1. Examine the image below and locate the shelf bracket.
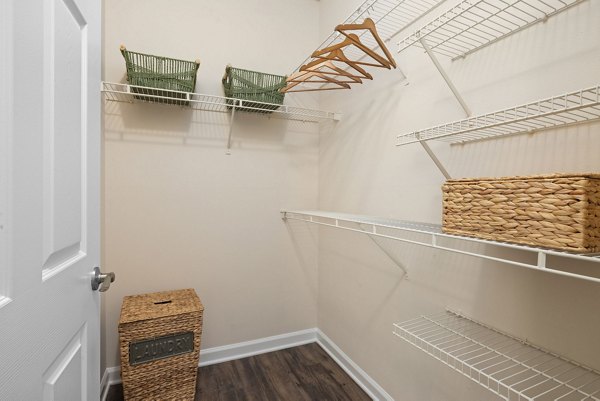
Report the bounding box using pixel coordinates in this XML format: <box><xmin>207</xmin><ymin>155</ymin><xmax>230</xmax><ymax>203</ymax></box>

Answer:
<box><xmin>419</xmin><ymin>37</ymin><xmax>472</xmax><ymax>117</ymax></box>
<box><xmin>419</xmin><ymin>139</ymin><xmax>452</xmax><ymax>180</ymax></box>
<box><xmin>414</xmin><ymin>36</ymin><xmax>476</xmax><ymax>179</ymax></box>
<box><xmin>226</xmin><ymin>102</ymin><xmax>237</xmax><ymax>155</ymax></box>
<box><xmin>362</xmin><ymin>224</ymin><xmax>409</xmax><ymax>278</ymax></box>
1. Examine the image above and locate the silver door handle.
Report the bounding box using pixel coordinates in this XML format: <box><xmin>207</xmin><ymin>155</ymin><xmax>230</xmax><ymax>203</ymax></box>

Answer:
<box><xmin>91</xmin><ymin>267</ymin><xmax>116</xmax><ymax>292</ymax></box>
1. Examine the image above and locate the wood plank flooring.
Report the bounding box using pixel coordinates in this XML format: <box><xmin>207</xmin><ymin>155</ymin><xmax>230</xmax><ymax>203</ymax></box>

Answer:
<box><xmin>106</xmin><ymin>343</ymin><xmax>372</xmax><ymax>400</ymax></box>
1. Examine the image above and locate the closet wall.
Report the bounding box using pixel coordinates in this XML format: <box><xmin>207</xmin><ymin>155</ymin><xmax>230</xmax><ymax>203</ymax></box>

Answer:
<box><xmin>101</xmin><ymin>0</ymin><xmax>322</xmax><ymax>372</ymax></box>
<box><xmin>307</xmin><ymin>0</ymin><xmax>600</xmax><ymax>400</ymax></box>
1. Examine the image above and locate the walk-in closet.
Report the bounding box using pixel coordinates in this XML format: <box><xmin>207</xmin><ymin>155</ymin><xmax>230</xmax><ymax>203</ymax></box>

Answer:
<box><xmin>2</xmin><ymin>0</ymin><xmax>599</xmax><ymax>400</ymax></box>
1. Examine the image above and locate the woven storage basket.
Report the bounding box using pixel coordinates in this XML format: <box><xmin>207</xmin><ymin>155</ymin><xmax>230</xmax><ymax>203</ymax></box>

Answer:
<box><xmin>120</xmin><ymin>46</ymin><xmax>200</xmax><ymax>106</ymax></box>
<box><xmin>118</xmin><ymin>289</ymin><xmax>203</xmax><ymax>401</ymax></box>
<box><xmin>222</xmin><ymin>66</ymin><xmax>286</xmax><ymax>113</ymax></box>
<box><xmin>442</xmin><ymin>173</ymin><xmax>600</xmax><ymax>252</ymax></box>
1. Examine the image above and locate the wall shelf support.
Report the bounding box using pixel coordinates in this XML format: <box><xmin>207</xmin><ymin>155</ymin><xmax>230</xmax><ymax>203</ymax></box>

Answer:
<box><xmin>419</xmin><ymin>37</ymin><xmax>472</xmax><ymax>118</ymax></box>
<box><xmin>416</xmin><ymin>36</ymin><xmax>474</xmax><ymax>179</ymax></box>
<box><xmin>360</xmin><ymin>223</ymin><xmax>409</xmax><ymax>278</ymax></box>
<box><xmin>226</xmin><ymin>103</ymin><xmax>237</xmax><ymax>155</ymax></box>
<box><xmin>419</xmin><ymin>139</ymin><xmax>452</xmax><ymax>180</ymax></box>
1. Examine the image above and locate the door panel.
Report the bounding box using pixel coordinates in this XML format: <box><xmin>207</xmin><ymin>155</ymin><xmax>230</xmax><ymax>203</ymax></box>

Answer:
<box><xmin>42</xmin><ymin>0</ymin><xmax>86</xmax><ymax>274</ymax></box>
<box><xmin>0</xmin><ymin>0</ymin><xmax>11</xmax><ymax>300</ymax></box>
<box><xmin>42</xmin><ymin>326</ymin><xmax>87</xmax><ymax>401</ymax></box>
<box><xmin>0</xmin><ymin>0</ymin><xmax>102</xmax><ymax>399</ymax></box>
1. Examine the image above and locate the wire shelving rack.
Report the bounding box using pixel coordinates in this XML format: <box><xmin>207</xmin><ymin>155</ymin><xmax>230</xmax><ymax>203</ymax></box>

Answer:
<box><xmin>396</xmin><ymin>85</ymin><xmax>600</xmax><ymax>146</ymax></box>
<box><xmin>102</xmin><ymin>82</ymin><xmax>340</xmax><ymax>123</ymax></box>
<box><xmin>397</xmin><ymin>0</ymin><xmax>584</xmax><ymax>60</ymax></box>
<box><xmin>282</xmin><ymin>210</ymin><xmax>600</xmax><ymax>284</ymax></box>
<box><xmin>394</xmin><ymin>310</ymin><xmax>600</xmax><ymax>400</ymax></box>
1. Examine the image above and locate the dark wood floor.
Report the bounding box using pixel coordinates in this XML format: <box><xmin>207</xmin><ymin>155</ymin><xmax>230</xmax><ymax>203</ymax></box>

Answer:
<box><xmin>106</xmin><ymin>343</ymin><xmax>371</xmax><ymax>400</ymax></box>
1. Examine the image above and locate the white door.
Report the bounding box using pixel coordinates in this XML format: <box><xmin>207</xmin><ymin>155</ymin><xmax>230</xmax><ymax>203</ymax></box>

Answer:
<box><xmin>0</xmin><ymin>0</ymin><xmax>106</xmax><ymax>399</ymax></box>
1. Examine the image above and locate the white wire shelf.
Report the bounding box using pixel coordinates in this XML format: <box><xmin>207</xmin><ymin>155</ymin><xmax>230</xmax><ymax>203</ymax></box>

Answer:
<box><xmin>398</xmin><ymin>0</ymin><xmax>584</xmax><ymax>60</ymax></box>
<box><xmin>396</xmin><ymin>85</ymin><xmax>600</xmax><ymax>146</ymax></box>
<box><xmin>394</xmin><ymin>310</ymin><xmax>600</xmax><ymax>401</ymax></box>
<box><xmin>292</xmin><ymin>0</ymin><xmax>446</xmax><ymax>75</ymax></box>
<box><xmin>101</xmin><ymin>82</ymin><xmax>340</xmax><ymax>123</ymax></box>
<box><xmin>282</xmin><ymin>210</ymin><xmax>600</xmax><ymax>284</ymax></box>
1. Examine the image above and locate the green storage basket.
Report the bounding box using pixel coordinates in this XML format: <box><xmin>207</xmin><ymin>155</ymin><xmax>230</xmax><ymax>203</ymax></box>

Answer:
<box><xmin>222</xmin><ymin>66</ymin><xmax>286</xmax><ymax>113</ymax></box>
<box><xmin>120</xmin><ymin>45</ymin><xmax>200</xmax><ymax>106</ymax></box>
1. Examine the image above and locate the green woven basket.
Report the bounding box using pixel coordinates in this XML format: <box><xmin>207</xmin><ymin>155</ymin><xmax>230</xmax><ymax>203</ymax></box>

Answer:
<box><xmin>120</xmin><ymin>46</ymin><xmax>200</xmax><ymax>106</ymax></box>
<box><xmin>222</xmin><ymin>66</ymin><xmax>286</xmax><ymax>113</ymax></box>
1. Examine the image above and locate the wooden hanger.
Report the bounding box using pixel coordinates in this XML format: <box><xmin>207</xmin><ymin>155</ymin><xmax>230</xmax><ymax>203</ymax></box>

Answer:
<box><xmin>282</xmin><ymin>87</ymin><xmax>352</xmax><ymax>93</ymax></box>
<box><xmin>281</xmin><ymin>71</ymin><xmax>352</xmax><ymax>93</ymax></box>
<box><xmin>335</xmin><ymin>18</ymin><xmax>396</xmax><ymax>69</ymax></box>
<box><xmin>312</xmin><ymin>33</ymin><xmax>392</xmax><ymax>69</ymax></box>
<box><xmin>287</xmin><ymin>70</ymin><xmax>356</xmax><ymax>85</ymax></box>
<box><xmin>308</xmin><ymin>49</ymin><xmax>373</xmax><ymax>80</ymax></box>
<box><xmin>281</xmin><ymin>84</ymin><xmax>354</xmax><ymax>93</ymax></box>
<box><xmin>299</xmin><ymin>60</ymin><xmax>363</xmax><ymax>83</ymax></box>
<box><xmin>279</xmin><ymin>76</ymin><xmax>350</xmax><ymax>93</ymax></box>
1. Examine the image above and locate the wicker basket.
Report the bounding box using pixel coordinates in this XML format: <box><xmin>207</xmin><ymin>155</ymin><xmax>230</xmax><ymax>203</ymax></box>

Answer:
<box><xmin>222</xmin><ymin>66</ymin><xmax>286</xmax><ymax>113</ymax></box>
<box><xmin>120</xmin><ymin>45</ymin><xmax>200</xmax><ymax>106</ymax></box>
<box><xmin>118</xmin><ymin>289</ymin><xmax>203</xmax><ymax>401</ymax></box>
<box><xmin>442</xmin><ymin>173</ymin><xmax>600</xmax><ymax>252</ymax></box>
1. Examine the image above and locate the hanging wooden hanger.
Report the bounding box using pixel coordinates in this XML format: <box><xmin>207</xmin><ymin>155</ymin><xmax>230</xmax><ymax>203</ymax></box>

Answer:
<box><xmin>281</xmin><ymin>84</ymin><xmax>350</xmax><ymax>93</ymax></box>
<box><xmin>298</xmin><ymin>60</ymin><xmax>363</xmax><ymax>83</ymax></box>
<box><xmin>282</xmin><ymin>86</ymin><xmax>351</xmax><ymax>93</ymax></box>
<box><xmin>281</xmin><ymin>83</ymin><xmax>352</xmax><ymax>93</ymax></box>
<box><xmin>335</xmin><ymin>17</ymin><xmax>396</xmax><ymax>69</ymax></box>
<box><xmin>308</xmin><ymin>49</ymin><xmax>373</xmax><ymax>80</ymax></box>
<box><xmin>287</xmin><ymin>70</ymin><xmax>356</xmax><ymax>85</ymax></box>
<box><xmin>281</xmin><ymin>71</ymin><xmax>352</xmax><ymax>93</ymax></box>
<box><xmin>312</xmin><ymin>33</ymin><xmax>392</xmax><ymax>69</ymax></box>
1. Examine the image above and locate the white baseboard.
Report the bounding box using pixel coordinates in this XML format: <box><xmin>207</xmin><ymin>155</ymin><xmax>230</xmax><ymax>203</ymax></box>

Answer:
<box><xmin>199</xmin><ymin>328</ymin><xmax>318</xmax><ymax>367</ymax></box>
<box><xmin>316</xmin><ymin>330</ymin><xmax>394</xmax><ymax>401</ymax></box>
<box><xmin>101</xmin><ymin>328</ymin><xmax>392</xmax><ymax>401</ymax></box>
<box><xmin>100</xmin><ymin>366</ymin><xmax>121</xmax><ymax>401</ymax></box>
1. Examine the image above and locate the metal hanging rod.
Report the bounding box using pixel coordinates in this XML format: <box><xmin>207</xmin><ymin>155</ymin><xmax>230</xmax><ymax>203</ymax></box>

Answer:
<box><xmin>292</xmin><ymin>0</ymin><xmax>447</xmax><ymax>76</ymax></box>
<box><xmin>394</xmin><ymin>310</ymin><xmax>600</xmax><ymax>400</ymax></box>
<box><xmin>397</xmin><ymin>85</ymin><xmax>600</xmax><ymax>146</ymax></box>
<box><xmin>282</xmin><ymin>210</ymin><xmax>600</xmax><ymax>284</ymax></box>
<box><xmin>398</xmin><ymin>0</ymin><xmax>584</xmax><ymax>60</ymax></box>
<box><xmin>102</xmin><ymin>82</ymin><xmax>341</xmax><ymax>123</ymax></box>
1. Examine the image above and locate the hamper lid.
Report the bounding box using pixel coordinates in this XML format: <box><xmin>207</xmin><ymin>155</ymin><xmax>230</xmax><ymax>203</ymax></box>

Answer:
<box><xmin>119</xmin><ymin>288</ymin><xmax>203</xmax><ymax>325</ymax></box>
<box><xmin>445</xmin><ymin>173</ymin><xmax>600</xmax><ymax>183</ymax></box>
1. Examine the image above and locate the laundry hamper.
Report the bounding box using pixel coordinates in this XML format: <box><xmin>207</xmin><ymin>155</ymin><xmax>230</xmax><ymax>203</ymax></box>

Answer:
<box><xmin>120</xmin><ymin>45</ymin><xmax>200</xmax><ymax>105</ymax></box>
<box><xmin>442</xmin><ymin>173</ymin><xmax>600</xmax><ymax>252</ymax></box>
<box><xmin>222</xmin><ymin>65</ymin><xmax>286</xmax><ymax>113</ymax></box>
<box><xmin>118</xmin><ymin>289</ymin><xmax>204</xmax><ymax>401</ymax></box>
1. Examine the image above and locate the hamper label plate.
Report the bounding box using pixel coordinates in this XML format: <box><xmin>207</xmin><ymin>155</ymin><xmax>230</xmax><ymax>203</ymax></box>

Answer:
<box><xmin>129</xmin><ymin>332</ymin><xmax>194</xmax><ymax>365</ymax></box>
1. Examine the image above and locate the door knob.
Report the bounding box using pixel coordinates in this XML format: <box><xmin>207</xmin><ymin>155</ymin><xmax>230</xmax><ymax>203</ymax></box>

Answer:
<box><xmin>91</xmin><ymin>267</ymin><xmax>116</xmax><ymax>292</ymax></box>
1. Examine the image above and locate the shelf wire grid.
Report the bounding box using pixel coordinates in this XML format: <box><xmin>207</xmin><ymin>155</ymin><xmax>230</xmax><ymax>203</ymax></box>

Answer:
<box><xmin>289</xmin><ymin>0</ymin><xmax>445</xmax><ymax>91</ymax></box>
<box><xmin>282</xmin><ymin>210</ymin><xmax>600</xmax><ymax>284</ymax></box>
<box><xmin>398</xmin><ymin>0</ymin><xmax>584</xmax><ymax>60</ymax></box>
<box><xmin>396</xmin><ymin>85</ymin><xmax>600</xmax><ymax>145</ymax></box>
<box><xmin>394</xmin><ymin>310</ymin><xmax>600</xmax><ymax>401</ymax></box>
<box><xmin>102</xmin><ymin>82</ymin><xmax>339</xmax><ymax>123</ymax></box>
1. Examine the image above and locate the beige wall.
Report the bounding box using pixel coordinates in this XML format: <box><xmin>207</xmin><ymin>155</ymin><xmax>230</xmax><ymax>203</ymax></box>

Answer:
<box><xmin>101</xmin><ymin>0</ymin><xmax>321</xmax><ymax>371</ymax></box>
<box><xmin>310</xmin><ymin>0</ymin><xmax>600</xmax><ymax>400</ymax></box>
